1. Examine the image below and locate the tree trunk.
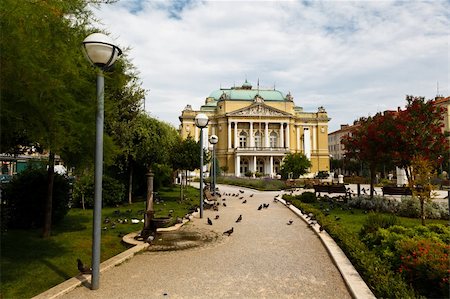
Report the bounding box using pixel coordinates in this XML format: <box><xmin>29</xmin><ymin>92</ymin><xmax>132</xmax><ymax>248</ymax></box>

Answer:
<box><xmin>42</xmin><ymin>151</ymin><xmax>55</xmax><ymax>238</ymax></box>
<box><xmin>81</xmin><ymin>193</ymin><xmax>85</xmax><ymax>210</ymax></box>
<box><xmin>180</xmin><ymin>170</ymin><xmax>184</xmax><ymax>201</ymax></box>
<box><xmin>128</xmin><ymin>162</ymin><xmax>133</xmax><ymax>204</ymax></box>
<box><xmin>144</xmin><ymin>168</ymin><xmax>154</xmax><ymax>231</ymax></box>
<box><xmin>420</xmin><ymin>197</ymin><xmax>425</xmax><ymax>226</ymax></box>
<box><xmin>369</xmin><ymin>164</ymin><xmax>376</xmax><ymax>199</ymax></box>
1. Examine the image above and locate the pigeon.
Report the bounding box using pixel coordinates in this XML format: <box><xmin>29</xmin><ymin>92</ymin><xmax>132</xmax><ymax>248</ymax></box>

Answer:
<box><xmin>239</xmin><ymin>196</ymin><xmax>244</xmax><ymax>200</ymax></box>
<box><xmin>223</xmin><ymin>202</ymin><xmax>227</xmax><ymax>207</ymax></box>
<box><xmin>207</xmin><ymin>217</ymin><xmax>213</xmax><ymax>225</ymax></box>
<box><xmin>263</xmin><ymin>203</ymin><xmax>269</xmax><ymax>209</ymax></box>
<box><xmin>77</xmin><ymin>258</ymin><xmax>92</xmax><ymax>274</ymax></box>
<box><xmin>242</xmin><ymin>200</ymin><xmax>247</xmax><ymax>204</ymax></box>
<box><xmin>257</xmin><ymin>204</ymin><xmax>263</xmax><ymax>210</ymax></box>
<box><xmin>287</xmin><ymin>220</ymin><xmax>293</xmax><ymax>225</ymax></box>
<box><xmin>335</xmin><ymin>216</ymin><xmax>341</xmax><ymax>221</ymax></box>
<box><xmin>223</xmin><ymin>227</ymin><xmax>234</xmax><ymax>236</ymax></box>
<box><xmin>319</xmin><ymin>226</ymin><xmax>324</xmax><ymax>233</ymax></box>
<box><xmin>103</xmin><ymin>217</ymin><xmax>110</xmax><ymax>224</ymax></box>
<box><xmin>131</xmin><ymin>219</ymin><xmax>140</xmax><ymax>224</ymax></box>
<box><xmin>239</xmin><ymin>190</ymin><xmax>244</xmax><ymax>193</ymax></box>
<box><xmin>236</xmin><ymin>215</ymin><xmax>242</xmax><ymax>223</ymax></box>
<box><xmin>249</xmin><ymin>194</ymin><xmax>254</xmax><ymax>197</ymax></box>
<box><xmin>215</xmin><ymin>215</ymin><xmax>220</xmax><ymax>220</ymax></box>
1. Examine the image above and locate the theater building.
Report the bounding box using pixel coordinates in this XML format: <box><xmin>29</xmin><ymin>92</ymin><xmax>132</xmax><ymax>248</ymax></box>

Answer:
<box><xmin>178</xmin><ymin>80</ymin><xmax>330</xmax><ymax>177</ymax></box>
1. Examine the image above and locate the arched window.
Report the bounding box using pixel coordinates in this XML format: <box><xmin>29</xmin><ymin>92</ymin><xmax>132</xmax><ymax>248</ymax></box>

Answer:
<box><xmin>274</xmin><ymin>159</ymin><xmax>281</xmax><ymax>174</ymax></box>
<box><xmin>239</xmin><ymin>131</ymin><xmax>247</xmax><ymax>148</ymax></box>
<box><xmin>240</xmin><ymin>158</ymin><xmax>249</xmax><ymax>174</ymax></box>
<box><xmin>254</xmin><ymin>131</ymin><xmax>262</xmax><ymax>148</ymax></box>
<box><xmin>257</xmin><ymin>159</ymin><xmax>265</xmax><ymax>174</ymax></box>
<box><xmin>270</xmin><ymin>131</ymin><xmax>278</xmax><ymax>148</ymax></box>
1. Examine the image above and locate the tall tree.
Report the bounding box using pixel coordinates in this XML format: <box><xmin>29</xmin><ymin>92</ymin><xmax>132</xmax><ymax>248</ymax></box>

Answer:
<box><xmin>342</xmin><ymin>113</ymin><xmax>398</xmax><ymax>198</ymax></box>
<box><xmin>393</xmin><ymin>96</ymin><xmax>448</xmax><ymax>180</ymax></box>
<box><xmin>280</xmin><ymin>153</ymin><xmax>312</xmax><ymax>179</ymax></box>
<box><xmin>171</xmin><ymin>136</ymin><xmax>201</xmax><ymax>199</ymax></box>
<box><xmin>0</xmin><ymin>0</ymin><xmax>98</xmax><ymax>237</ymax></box>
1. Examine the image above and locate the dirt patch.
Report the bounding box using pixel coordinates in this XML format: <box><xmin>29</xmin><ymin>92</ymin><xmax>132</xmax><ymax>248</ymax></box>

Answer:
<box><xmin>147</xmin><ymin>225</ymin><xmax>221</xmax><ymax>252</ymax></box>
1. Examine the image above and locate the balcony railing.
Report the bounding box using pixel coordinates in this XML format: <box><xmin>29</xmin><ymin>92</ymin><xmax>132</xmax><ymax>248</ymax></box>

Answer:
<box><xmin>233</xmin><ymin>146</ymin><xmax>289</xmax><ymax>153</ymax></box>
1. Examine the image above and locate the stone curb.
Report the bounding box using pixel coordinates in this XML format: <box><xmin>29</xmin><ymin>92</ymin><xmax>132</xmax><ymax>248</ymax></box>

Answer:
<box><xmin>31</xmin><ymin>243</ymin><xmax>149</xmax><ymax>299</ymax></box>
<box><xmin>276</xmin><ymin>196</ymin><xmax>376</xmax><ymax>299</ymax></box>
<box><xmin>33</xmin><ymin>209</ymin><xmax>200</xmax><ymax>299</ymax></box>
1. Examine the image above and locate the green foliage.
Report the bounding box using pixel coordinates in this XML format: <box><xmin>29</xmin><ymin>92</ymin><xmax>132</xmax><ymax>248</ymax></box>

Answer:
<box><xmin>295</xmin><ymin>191</ymin><xmax>317</xmax><ymax>203</ymax></box>
<box><xmin>286</xmin><ymin>198</ymin><xmax>416</xmax><ymax>298</ymax></box>
<box><xmin>244</xmin><ymin>171</ymin><xmax>253</xmax><ymax>177</ymax></box>
<box><xmin>3</xmin><ymin>169</ymin><xmax>70</xmax><ymax>229</ymax></box>
<box><xmin>134</xmin><ymin>114</ymin><xmax>178</xmax><ymax>171</ymax></box>
<box><xmin>359</xmin><ymin>212</ymin><xmax>398</xmax><ymax>248</ymax></box>
<box><xmin>398</xmin><ymin>238</ymin><xmax>449</xmax><ymax>298</ymax></box>
<box><xmin>73</xmin><ymin>175</ymin><xmax>125</xmax><ymax>208</ymax></box>
<box><xmin>280</xmin><ymin>153</ymin><xmax>311</xmax><ymax>179</ymax></box>
<box><xmin>171</xmin><ymin>136</ymin><xmax>200</xmax><ymax>172</ymax></box>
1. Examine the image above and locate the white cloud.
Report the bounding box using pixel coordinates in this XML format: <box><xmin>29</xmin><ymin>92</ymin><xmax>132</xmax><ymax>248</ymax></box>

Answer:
<box><xmin>93</xmin><ymin>0</ymin><xmax>449</xmax><ymax>132</ymax></box>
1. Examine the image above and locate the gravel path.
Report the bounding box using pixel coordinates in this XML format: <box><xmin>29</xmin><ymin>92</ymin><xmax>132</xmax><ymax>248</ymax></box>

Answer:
<box><xmin>62</xmin><ymin>185</ymin><xmax>351</xmax><ymax>299</ymax></box>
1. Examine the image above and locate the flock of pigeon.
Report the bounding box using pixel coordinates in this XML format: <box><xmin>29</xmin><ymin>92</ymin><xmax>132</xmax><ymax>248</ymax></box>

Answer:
<box><xmin>204</xmin><ymin>189</ymin><xmax>289</xmax><ymax>237</ymax></box>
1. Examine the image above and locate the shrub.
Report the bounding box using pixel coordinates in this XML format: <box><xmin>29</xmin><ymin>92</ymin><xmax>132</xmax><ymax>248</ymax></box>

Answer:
<box><xmin>285</xmin><ymin>197</ymin><xmax>417</xmax><ymax>298</ymax></box>
<box><xmin>348</xmin><ymin>196</ymin><xmax>399</xmax><ymax>213</ymax></box>
<box><xmin>3</xmin><ymin>169</ymin><xmax>70</xmax><ymax>229</ymax></box>
<box><xmin>73</xmin><ymin>175</ymin><xmax>125</xmax><ymax>208</ymax></box>
<box><xmin>360</xmin><ymin>212</ymin><xmax>398</xmax><ymax>249</ymax></box>
<box><xmin>295</xmin><ymin>191</ymin><xmax>317</xmax><ymax>203</ymax></box>
<box><xmin>398</xmin><ymin>238</ymin><xmax>449</xmax><ymax>298</ymax></box>
<box><xmin>397</xmin><ymin>197</ymin><xmax>448</xmax><ymax>220</ymax></box>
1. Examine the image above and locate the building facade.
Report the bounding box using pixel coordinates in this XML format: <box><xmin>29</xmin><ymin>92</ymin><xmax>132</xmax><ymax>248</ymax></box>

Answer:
<box><xmin>179</xmin><ymin>80</ymin><xmax>330</xmax><ymax>177</ymax></box>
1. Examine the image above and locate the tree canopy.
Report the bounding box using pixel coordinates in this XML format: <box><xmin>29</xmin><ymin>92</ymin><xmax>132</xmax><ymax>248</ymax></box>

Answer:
<box><xmin>280</xmin><ymin>153</ymin><xmax>311</xmax><ymax>179</ymax></box>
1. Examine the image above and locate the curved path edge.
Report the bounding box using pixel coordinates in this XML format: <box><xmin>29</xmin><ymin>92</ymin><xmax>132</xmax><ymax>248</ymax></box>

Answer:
<box><xmin>277</xmin><ymin>196</ymin><xmax>376</xmax><ymax>299</ymax></box>
<box><xmin>32</xmin><ymin>210</ymin><xmax>200</xmax><ymax>299</ymax></box>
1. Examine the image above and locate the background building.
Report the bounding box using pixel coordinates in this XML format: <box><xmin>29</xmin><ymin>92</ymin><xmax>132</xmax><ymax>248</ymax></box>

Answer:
<box><xmin>179</xmin><ymin>80</ymin><xmax>330</xmax><ymax>177</ymax></box>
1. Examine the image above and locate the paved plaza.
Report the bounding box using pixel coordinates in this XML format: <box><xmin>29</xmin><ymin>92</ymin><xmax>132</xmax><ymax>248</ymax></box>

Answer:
<box><xmin>61</xmin><ymin>185</ymin><xmax>352</xmax><ymax>299</ymax></box>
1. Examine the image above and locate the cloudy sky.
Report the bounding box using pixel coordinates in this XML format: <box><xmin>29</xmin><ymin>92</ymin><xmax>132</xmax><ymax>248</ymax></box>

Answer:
<box><xmin>93</xmin><ymin>0</ymin><xmax>449</xmax><ymax>132</ymax></box>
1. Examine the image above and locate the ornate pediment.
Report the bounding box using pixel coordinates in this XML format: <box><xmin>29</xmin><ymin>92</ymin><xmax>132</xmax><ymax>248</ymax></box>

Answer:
<box><xmin>227</xmin><ymin>103</ymin><xmax>291</xmax><ymax>117</ymax></box>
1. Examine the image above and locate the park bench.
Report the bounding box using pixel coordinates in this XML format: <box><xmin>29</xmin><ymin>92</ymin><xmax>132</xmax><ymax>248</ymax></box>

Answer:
<box><xmin>313</xmin><ymin>184</ymin><xmax>350</xmax><ymax>201</ymax></box>
<box><xmin>203</xmin><ymin>187</ymin><xmax>218</xmax><ymax>208</ymax></box>
<box><xmin>381</xmin><ymin>186</ymin><xmax>412</xmax><ymax>196</ymax></box>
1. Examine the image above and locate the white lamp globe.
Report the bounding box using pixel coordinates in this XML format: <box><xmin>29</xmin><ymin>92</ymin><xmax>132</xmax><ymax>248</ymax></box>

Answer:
<box><xmin>195</xmin><ymin>113</ymin><xmax>209</xmax><ymax>128</ymax></box>
<box><xmin>83</xmin><ymin>33</ymin><xmax>122</xmax><ymax>69</ymax></box>
<box><xmin>209</xmin><ymin>135</ymin><xmax>218</xmax><ymax>144</ymax></box>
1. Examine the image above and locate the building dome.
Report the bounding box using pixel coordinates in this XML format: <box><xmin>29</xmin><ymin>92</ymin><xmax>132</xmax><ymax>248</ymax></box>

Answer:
<box><xmin>242</xmin><ymin>79</ymin><xmax>252</xmax><ymax>89</ymax></box>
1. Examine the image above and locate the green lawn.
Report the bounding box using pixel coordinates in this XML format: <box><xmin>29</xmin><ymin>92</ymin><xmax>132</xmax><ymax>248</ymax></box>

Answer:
<box><xmin>0</xmin><ymin>185</ymin><xmax>199</xmax><ymax>299</ymax></box>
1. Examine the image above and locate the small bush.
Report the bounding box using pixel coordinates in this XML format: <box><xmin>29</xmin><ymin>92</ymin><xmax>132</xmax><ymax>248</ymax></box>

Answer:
<box><xmin>360</xmin><ymin>212</ymin><xmax>398</xmax><ymax>248</ymax></box>
<box><xmin>397</xmin><ymin>197</ymin><xmax>449</xmax><ymax>220</ymax></box>
<box><xmin>398</xmin><ymin>238</ymin><xmax>449</xmax><ymax>298</ymax></box>
<box><xmin>286</xmin><ymin>198</ymin><xmax>417</xmax><ymax>298</ymax></box>
<box><xmin>73</xmin><ymin>175</ymin><xmax>125</xmax><ymax>208</ymax></box>
<box><xmin>3</xmin><ymin>169</ymin><xmax>70</xmax><ymax>229</ymax></box>
<box><xmin>295</xmin><ymin>191</ymin><xmax>317</xmax><ymax>203</ymax></box>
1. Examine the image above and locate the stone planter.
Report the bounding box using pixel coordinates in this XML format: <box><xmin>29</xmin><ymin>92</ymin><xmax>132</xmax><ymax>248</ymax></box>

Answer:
<box><xmin>151</xmin><ymin>217</ymin><xmax>172</xmax><ymax>228</ymax></box>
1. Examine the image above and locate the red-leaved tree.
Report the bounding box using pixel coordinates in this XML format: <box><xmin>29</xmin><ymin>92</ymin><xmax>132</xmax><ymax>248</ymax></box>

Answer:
<box><xmin>342</xmin><ymin>112</ymin><xmax>398</xmax><ymax>198</ymax></box>
<box><xmin>393</xmin><ymin>96</ymin><xmax>448</xmax><ymax>180</ymax></box>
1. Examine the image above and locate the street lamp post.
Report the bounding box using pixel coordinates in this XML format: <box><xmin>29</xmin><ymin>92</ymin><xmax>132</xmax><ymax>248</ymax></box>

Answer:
<box><xmin>209</xmin><ymin>135</ymin><xmax>218</xmax><ymax>194</ymax></box>
<box><xmin>195</xmin><ymin>113</ymin><xmax>209</xmax><ymax>219</ymax></box>
<box><xmin>82</xmin><ymin>33</ymin><xmax>122</xmax><ymax>290</ymax></box>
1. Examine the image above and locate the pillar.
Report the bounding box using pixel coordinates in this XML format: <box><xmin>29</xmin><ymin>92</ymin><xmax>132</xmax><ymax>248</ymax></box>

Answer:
<box><xmin>235</xmin><ymin>155</ymin><xmax>240</xmax><ymax>177</ymax></box>
<box><xmin>234</xmin><ymin>121</ymin><xmax>238</xmax><ymax>148</ymax></box>
<box><xmin>249</xmin><ymin>121</ymin><xmax>254</xmax><ymax>147</ymax></box>
<box><xmin>296</xmin><ymin>125</ymin><xmax>300</xmax><ymax>151</ymax></box>
<box><xmin>280</xmin><ymin>123</ymin><xmax>284</xmax><ymax>148</ymax></box>
<box><xmin>228</xmin><ymin>120</ymin><xmax>231</xmax><ymax>149</ymax></box>
<box><xmin>270</xmin><ymin>156</ymin><xmax>273</xmax><ymax>177</ymax></box>
<box><xmin>286</xmin><ymin>122</ymin><xmax>290</xmax><ymax>149</ymax></box>
<box><xmin>265</xmin><ymin>122</ymin><xmax>269</xmax><ymax>147</ymax></box>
